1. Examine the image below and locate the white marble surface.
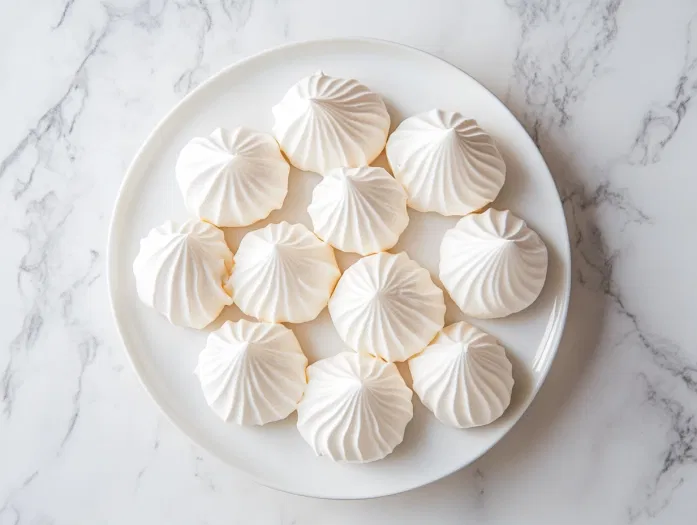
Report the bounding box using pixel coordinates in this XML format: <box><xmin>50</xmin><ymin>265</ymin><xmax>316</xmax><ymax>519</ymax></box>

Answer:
<box><xmin>1</xmin><ymin>0</ymin><xmax>697</xmax><ymax>523</ymax></box>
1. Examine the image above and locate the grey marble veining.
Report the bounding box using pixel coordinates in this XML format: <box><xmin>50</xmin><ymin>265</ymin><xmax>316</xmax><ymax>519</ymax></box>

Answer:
<box><xmin>1</xmin><ymin>0</ymin><xmax>697</xmax><ymax>523</ymax></box>
<box><xmin>630</xmin><ymin>15</ymin><xmax>697</xmax><ymax>166</ymax></box>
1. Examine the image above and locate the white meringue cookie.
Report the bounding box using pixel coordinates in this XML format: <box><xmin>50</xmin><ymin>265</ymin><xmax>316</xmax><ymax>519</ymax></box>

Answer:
<box><xmin>196</xmin><ymin>319</ymin><xmax>307</xmax><ymax>426</ymax></box>
<box><xmin>307</xmin><ymin>166</ymin><xmax>409</xmax><ymax>255</ymax></box>
<box><xmin>175</xmin><ymin>127</ymin><xmax>290</xmax><ymax>227</ymax></box>
<box><xmin>386</xmin><ymin>109</ymin><xmax>505</xmax><ymax>215</ymax></box>
<box><xmin>272</xmin><ymin>71</ymin><xmax>390</xmax><ymax>174</ymax></box>
<box><xmin>228</xmin><ymin>222</ymin><xmax>340</xmax><ymax>323</ymax></box>
<box><xmin>328</xmin><ymin>252</ymin><xmax>445</xmax><ymax>362</ymax></box>
<box><xmin>409</xmin><ymin>322</ymin><xmax>513</xmax><ymax>428</ymax></box>
<box><xmin>297</xmin><ymin>351</ymin><xmax>413</xmax><ymax>463</ymax></box>
<box><xmin>440</xmin><ymin>209</ymin><xmax>548</xmax><ymax>319</ymax></box>
<box><xmin>133</xmin><ymin>220</ymin><xmax>233</xmax><ymax>329</ymax></box>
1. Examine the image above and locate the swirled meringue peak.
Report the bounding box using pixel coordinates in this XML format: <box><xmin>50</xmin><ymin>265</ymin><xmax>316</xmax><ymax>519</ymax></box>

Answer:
<box><xmin>228</xmin><ymin>222</ymin><xmax>340</xmax><ymax>323</ymax></box>
<box><xmin>176</xmin><ymin>127</ymin><xmax>290</xmax><ymax>227</ymax></box>
<box><xmin>328</xmin><ymin>252</ymin><xmax>445</xmax><ymax>362</ymax></box>
<box><xmin>272</xmin><ymin>72</ymin><xmax>390</xmax><ymax>174</ymax></box>
<box><xmin>133</xmin><ymin>220</ymin><xmax>233</xmax><ymax>329</ymax></box>
<box><xmin>440</xmin><ymin>209</ymin><xmax>548</xmax><ymax>319</ymax></box>
<box><xmin>409</xmin><ymin>322</ymin><xmax>513</xmax><ymax>428</ymax></box>
<box><xmin>196</xmin><ymin>320</ymin><xmax>308</xmax><ymax>426</ymax></box>
<box><xmin>307</xmin><ymin>166</ymin><xmax>409</xmax><ymax>255</ymax></box>
<box><xmin>297</xmin><ymin>352</ymin><xmax>413</xmax><ymax>463</ymax></box>
<box><xmin>386</xmin><ymin>109</ymin><xmax>506</xmax><ymax>215</ymax></box>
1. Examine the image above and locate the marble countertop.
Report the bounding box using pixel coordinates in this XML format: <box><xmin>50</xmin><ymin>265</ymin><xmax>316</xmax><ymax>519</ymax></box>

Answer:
<box><xmin>2</xmin><ymin>0</ymin><xmax>696</xmax><ymax>523</ymax></box>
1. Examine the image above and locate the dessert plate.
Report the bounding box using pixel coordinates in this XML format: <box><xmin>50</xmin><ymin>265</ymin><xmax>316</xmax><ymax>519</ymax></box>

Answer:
<box><xmin>108</xmin><ymin>38</ymin><xmax>571</xmax><ymax>499</ymax></box>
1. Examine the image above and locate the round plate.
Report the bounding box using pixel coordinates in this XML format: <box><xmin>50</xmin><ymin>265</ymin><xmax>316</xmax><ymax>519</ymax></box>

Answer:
<box><xmin>108</xmin><ymin>38</ymin><xmax>571</xmax><ymax>499</ymax></box>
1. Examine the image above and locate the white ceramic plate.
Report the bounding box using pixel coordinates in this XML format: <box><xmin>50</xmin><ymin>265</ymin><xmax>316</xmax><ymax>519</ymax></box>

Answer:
<box><xmin>108</xmin><ymin>38</ymin><xmax>571</xmax><ymax>499</ymax></box>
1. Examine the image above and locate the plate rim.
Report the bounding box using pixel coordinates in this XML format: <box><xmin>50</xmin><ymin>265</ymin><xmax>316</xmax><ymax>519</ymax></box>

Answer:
<box><xmin>107</xmin><ymin>36</ymin><xmax>572</xmax><ymax>500</ymax></box>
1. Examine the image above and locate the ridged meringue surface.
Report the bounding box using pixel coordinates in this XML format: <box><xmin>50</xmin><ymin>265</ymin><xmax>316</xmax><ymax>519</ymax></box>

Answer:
<box><xmin>409</xmin><ymin>322</ymin><xmax>513</xmax><ymax>428</ymax></box>
<box><xmin>133</xmin><ymin>220</ymin><xmax>233</xmax><ymax>329</ymax></box>
<box><xmin>328</xmin><ymin>252</ymin><xmax>446</xmax><ymax>362</ymax></box>
<box><xmin>272</xmin><ymin>72</ymin><xmax>390</xmax><ymax>174</ymax></box>
<box><xmin>296</xmin><ymin>352</ymin><xmax>413</xmax><ymax>463</ymax></box>
<box><xmin>440</xmin><ymin>209</ymin><xmax>548</xmax><ymax>319</ymax></box>
<box><xmin>386</xmin><ymin>109</ymin><xmax>505</xmax><ymax>215</ymax></box>
<box><xmin>307</xmin><ymin>166</ymin><xmax>409</xmax><ymax>255</ymax></box>
<box><xmin>176</xmin><ymin>127</ymin><xmax>290</xmax><ymax>227</ymax></box>
<box><xmin>196</xmin><ymin>320</ymin><xmax>308</xmax><ymax>426</ymax></box>
<box><xmin>228</xmin><ymin>222</ymin><xmax>340</xmax><ymax>323</ymax></box>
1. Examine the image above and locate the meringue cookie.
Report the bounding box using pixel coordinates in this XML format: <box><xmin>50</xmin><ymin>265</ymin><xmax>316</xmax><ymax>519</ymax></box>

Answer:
<box><xmin>409</xmin><ymin>322</ymin><xmax>513</xmax><ymax>428</ymax></box>
<box><xmin>176</xmin><ymin>127</ymin><xmax>290</xmax><ymax>227</ymax></box>
<box><xmin>196</xmin><ymin>319</ymin><xmax>307</xmax><ymax>426</ymax></box>
<box><xmin>307</xmin><ymin>166</ymin><xmax>409</xmax><ymax>255</ymax></box>
<box><xmin>328</xmin><ymin>252</ymin><xmax>445</xmax><ymax>362</ymax></box>
<box><xmin>386</xmin><ymin>109</ymin><xmax>505</xmax><ymax>215</ymax></box>
<box><xmin>272</xmin><ymin>71</ymin><xmax>390</xmax><ymax>174</ymax></box>
<box><xmin>228</xmin><ymin>222</ymin><xmax>340</xmax><ymax>323</ymax></box>
<box><xmin>133</xmin><ymin>220</ymin><xmax>233</xmax><ymax>329</ymax></box>
<box><xmin>297</xmin><ymin>351</ymin><xmax>413</xmax><ymax>463</ymax></box>
<box><xmin>440</xmin><ymin>209</ymin><xmax>548</xmax><ymax>319</ymax></box>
